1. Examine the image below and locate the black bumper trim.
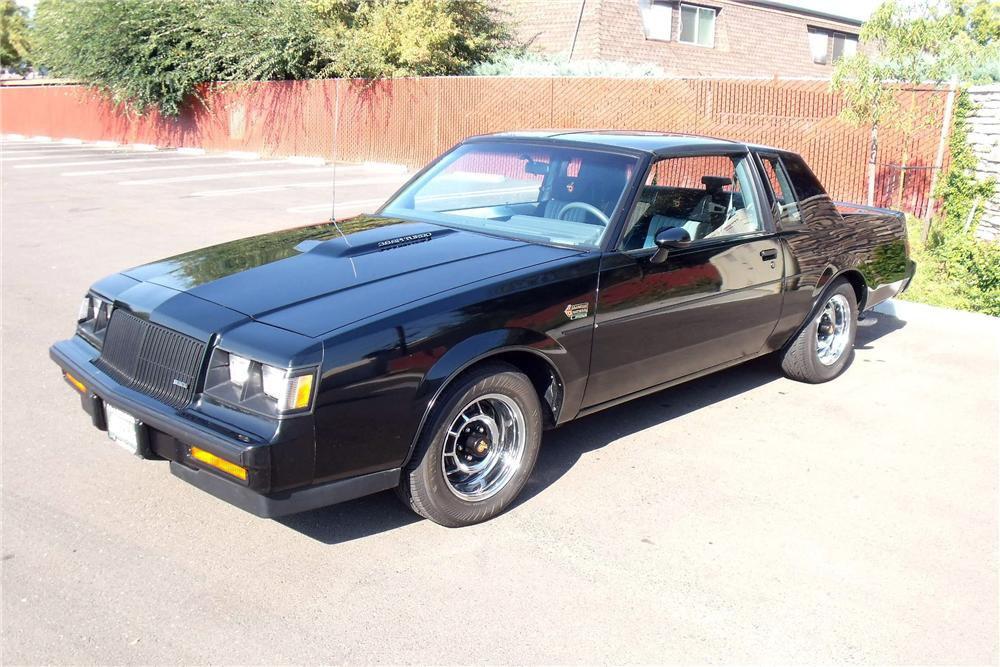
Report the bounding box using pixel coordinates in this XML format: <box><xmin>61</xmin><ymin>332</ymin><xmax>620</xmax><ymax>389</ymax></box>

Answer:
<box><xmin>50</xmin><ymin>338</ymin><xmax>263</xmax><ymax>466</ymax></box>
<box><xmin>170</xmin><ymin>462</ymin><xmax>401</xmax><ymax>518</ymax></box>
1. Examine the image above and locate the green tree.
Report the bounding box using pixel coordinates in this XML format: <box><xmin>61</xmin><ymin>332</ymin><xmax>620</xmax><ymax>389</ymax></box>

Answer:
<box><xmin>1</xmin><ymin>0</ymin><xmax>31</xmax><ymax>72</ymax></box>
<box><xmin>33</xmin><ymin>0</ymin><xmax>209</xmax><ymax>115</ymax></box>
<box><xmin>31</xmin><ymin>0</ymin><xmax>514</xmax><ymax>115</ymax></box>
<box><xmin>317</xmin><ymin>0</ymin><xmax>513</xmax><ymax>79</ymax></box>
<box><xmin>832</xmin><ymin>0</ymin><xmax>999</xmax><ymax>216</ymax></box>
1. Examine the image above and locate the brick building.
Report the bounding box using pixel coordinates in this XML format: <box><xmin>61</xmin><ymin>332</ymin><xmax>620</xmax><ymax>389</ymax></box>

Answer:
<box><xmin>495</xmin><ymin>0</ymin><xmax>865</xmax><ymax>78</ymax></box>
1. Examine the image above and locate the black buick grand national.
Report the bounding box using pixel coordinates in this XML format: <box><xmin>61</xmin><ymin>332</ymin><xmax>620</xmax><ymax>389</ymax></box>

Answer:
<box><xmin>51</xmin><ymin>131</ymin><xmax>915</xmax><ymax>527</ymax></box>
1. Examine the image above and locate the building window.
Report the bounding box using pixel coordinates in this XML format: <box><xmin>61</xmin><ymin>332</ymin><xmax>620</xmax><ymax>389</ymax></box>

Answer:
<box><xmin>640</xmin><ymin>0</ymin><xmax>672</xmax><ymax>41</ymax></box>
<box><xmin>808</xmin><ymin>28</ymin><xmax>828</xmax><ymax>64</ymax></box>
<box><xmin>832</xmin><ymin>32</ymin><xmax>858</xmax><ymax>61</ymax></box>
<box><xmin>679</xmin><ymin>4</ymin><xmax>716</xmax><ymax>47</ymax></box>
<box><xmin>808</xmin><ymin>27</ymin><xmax>858</xmax><ymax>65</ymax></box>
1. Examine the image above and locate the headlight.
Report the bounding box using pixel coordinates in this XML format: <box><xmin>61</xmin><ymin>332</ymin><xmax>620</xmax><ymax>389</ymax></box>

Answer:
<box><xmin>205</xmin><ymin>349</ymin><xmax>316</xmax><ymax>416</ymax></box>
<box><xmin>77</xmin><ymin>294</ymin><xmax>113</xmax><ymax>347</ymax></box>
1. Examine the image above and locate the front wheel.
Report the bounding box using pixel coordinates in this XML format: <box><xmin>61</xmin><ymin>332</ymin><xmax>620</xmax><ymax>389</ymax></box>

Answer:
<box><xmin>398</xmin><ymin>363</ymin><xmax>542</xmax><ymax>527</ymax></box>
<box><xmin>780</xmin><ymin>280</ymin><xmax>858</xmax><ymax>383</ymax></box>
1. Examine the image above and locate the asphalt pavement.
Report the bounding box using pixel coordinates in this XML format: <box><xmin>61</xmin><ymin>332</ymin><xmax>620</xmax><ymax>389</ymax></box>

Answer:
<box><xmin>2</xmin><ymin>138</ymin><xmax>998</xmax><ymax>664</ymax></box>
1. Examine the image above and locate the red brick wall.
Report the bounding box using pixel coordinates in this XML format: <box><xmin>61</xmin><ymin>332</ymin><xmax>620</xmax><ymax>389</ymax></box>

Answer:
<box><xmin>0</xmin><ymin>77</ymin><xmax>947</xmax><ymax>215</ymax></box>
<box><xmin>496</xmin><ymin>0</ymin><xmax>863</xmax><ymax>78</ymax></box>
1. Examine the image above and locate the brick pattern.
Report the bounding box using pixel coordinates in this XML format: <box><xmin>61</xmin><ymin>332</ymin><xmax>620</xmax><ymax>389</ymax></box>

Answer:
<box><xmin>495</xmin><ymin>0</ymin><xmax>864</xmax><ymax>78</ymax></box>
<box><xmin>0</xmin><ymin>77</ymin><xmax>948</xmax><ymax>214</ymax></box>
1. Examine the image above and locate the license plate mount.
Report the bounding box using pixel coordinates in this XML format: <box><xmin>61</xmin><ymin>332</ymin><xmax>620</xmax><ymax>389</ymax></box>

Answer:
<box><xmin>104</xmin><ymin>402</ymin><xmax>146</xmax><ymax>456</ymax></box>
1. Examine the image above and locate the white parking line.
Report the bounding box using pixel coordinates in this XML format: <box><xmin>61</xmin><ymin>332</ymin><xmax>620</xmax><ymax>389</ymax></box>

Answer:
<box><xmin>190</xmin><ymin>175</ymin><xmax>406</xmax><ymax>198</ymax></box>
<box><xmin>0</xmin><ymin>146</ymin><xmax>119</xmax><ymax>156</ymax></box>
<box><xmin>15</xmin><ymin>155</ymin><xmax>211</xmax><ymax>170</ymax></box>
<box><xmin>2</xmin><ymin>150</ymin><xmax>141</xmax><ymax>162</ymax></box>
<box><xmin>118</xmin><ymin>166</ymin><xmax>345</xmax><ymax>186</ymax></box>
<box><xmin>63</xmin><ymin>159</ymin><xmax>288</xmax><ymax>176</ymax></box>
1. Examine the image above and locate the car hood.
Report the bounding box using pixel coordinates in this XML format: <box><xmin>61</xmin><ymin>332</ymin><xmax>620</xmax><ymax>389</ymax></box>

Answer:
<box><xmin>121</xmin><ymin>215</ymin><xmax>582</xmax><ymax>337</ymax></box>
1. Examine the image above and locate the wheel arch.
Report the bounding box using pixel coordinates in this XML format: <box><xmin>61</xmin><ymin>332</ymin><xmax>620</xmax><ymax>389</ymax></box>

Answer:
<box><xmin>815</xmin><ymin>267</ymin><xmax>868</xmax><ymax>313</ymax></box>
<box><xmin>783</xmin><ymin>268</ymin><xmax>866</xmax><ymax>352</ymax></box>
<box><xmin>402</xmin><ymin>330</ymin><xmax>568</xmax><ymax>467</ymax></box>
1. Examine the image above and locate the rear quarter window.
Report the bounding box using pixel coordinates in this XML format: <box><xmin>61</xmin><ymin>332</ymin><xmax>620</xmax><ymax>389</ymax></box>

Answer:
<box><xmin>780</xmin><ymin>154</ymin><xmax>826</xmax><ymax>200</ymax></box>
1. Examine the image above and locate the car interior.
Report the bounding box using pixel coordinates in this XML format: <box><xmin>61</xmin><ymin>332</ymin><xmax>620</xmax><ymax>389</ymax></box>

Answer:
<box><xmin>621</xmin><ymin>157</ymin><xmax>759</xmax><ymax>251</ymax></box>
<box><xmin>390</xmin><ymin>147</ymin><xmax>760</xmax><ymax>250</ymax></box>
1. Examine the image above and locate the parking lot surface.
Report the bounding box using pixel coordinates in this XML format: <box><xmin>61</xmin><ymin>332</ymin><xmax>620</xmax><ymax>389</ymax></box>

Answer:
<box><xmin>2</xmin><ymin>138</ymin><xmax>998</xmax><ymax>664</ymax></box>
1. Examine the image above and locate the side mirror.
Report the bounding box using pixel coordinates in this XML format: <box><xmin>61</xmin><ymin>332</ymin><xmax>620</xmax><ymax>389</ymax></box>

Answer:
<box><xmin>651</xmin><ymin>227</ymin><xmax>690</xmax><ymax>264</ymax></box>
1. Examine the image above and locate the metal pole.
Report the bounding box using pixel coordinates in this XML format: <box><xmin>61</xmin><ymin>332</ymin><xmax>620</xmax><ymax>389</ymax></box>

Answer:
<box><xmin>331</xmin><ymin>78</ymin><xmax>341</xmax><ymax>222</ymax></box>
<box><xmin>568</xmin><ymin>0</ymin><xmax>587</xmax><ymax>62</ymax></box>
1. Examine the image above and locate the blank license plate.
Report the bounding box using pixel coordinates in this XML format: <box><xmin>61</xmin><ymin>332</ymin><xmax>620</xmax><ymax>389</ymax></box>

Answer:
<box><xmin>104</xmin><ymin>403</ymin><xmax>140</xmax><ymax>455</ymax></box>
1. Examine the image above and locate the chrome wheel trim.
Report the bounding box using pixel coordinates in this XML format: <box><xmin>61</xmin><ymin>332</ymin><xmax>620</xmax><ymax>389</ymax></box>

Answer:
<box><xmin>442</xmin><ymin>393</ymin><xmax>526</xmax><ymax>502</ymax></box>
<box><xmin>815</xmin><ymin>293</ymin><xmax>851</xmax><ymax>366</ymax></box>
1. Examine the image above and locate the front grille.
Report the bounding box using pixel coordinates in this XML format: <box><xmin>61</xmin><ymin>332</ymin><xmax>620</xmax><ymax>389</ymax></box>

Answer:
<box><xmin>95</xmin><ymin>310</ymin><xmax>207</xmax><ymax>409</ymax></box>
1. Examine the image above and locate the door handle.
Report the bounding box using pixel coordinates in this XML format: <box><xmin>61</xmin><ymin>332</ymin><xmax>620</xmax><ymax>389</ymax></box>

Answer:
<box><xmin>760</xmin><ymin>249</ymin><xmax>778</xmax><ymax>261</ymax></box>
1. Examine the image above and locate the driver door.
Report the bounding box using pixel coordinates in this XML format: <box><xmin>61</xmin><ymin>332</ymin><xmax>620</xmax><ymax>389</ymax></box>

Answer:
<box><xmin>583</xmin><ymin>152</ymin><xmax>784</xmax><ymax>407</ymax></box>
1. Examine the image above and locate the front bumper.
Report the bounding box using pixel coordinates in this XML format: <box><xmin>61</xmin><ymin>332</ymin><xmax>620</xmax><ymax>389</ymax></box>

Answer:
<box><xmin>50</xmin><ymin>336</ymin><xmax>399</xmax><ymax>518</ymax></box>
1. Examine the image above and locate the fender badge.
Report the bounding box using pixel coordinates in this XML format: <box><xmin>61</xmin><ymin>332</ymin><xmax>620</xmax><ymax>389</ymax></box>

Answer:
<box><xmin>564</xmin><ymin>303</ymin><xmax>589</xmax><ymax>320</ymax></box>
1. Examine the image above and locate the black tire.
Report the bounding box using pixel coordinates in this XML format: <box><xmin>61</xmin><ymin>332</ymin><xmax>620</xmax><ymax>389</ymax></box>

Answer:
<box><xmin>398</xmin><ymin>362</ymin><xmax>543</xmax><ymax>527</ymax></box>
<box><xmin>780</xmin><ymin>279</ymin><xmax>858</xmax><ymax>383</ymax></box>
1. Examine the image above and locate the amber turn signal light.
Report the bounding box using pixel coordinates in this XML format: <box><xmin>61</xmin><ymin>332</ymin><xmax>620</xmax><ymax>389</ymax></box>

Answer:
<box><xmin>63</xmin><ymin>371</ymin><xmax>87</xmax><ymax>394</ymax></box>
<box><xmin>189</xmin><ymin>446</ymin><xmax>248</xmax><ymax>481</ymax></box>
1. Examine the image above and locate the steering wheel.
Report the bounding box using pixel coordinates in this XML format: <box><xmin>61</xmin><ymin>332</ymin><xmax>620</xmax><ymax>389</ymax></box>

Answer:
<box><xmin>557</xmin><ymin>201</ymin><xmax>610</xmax><ymax>226</ymax></box>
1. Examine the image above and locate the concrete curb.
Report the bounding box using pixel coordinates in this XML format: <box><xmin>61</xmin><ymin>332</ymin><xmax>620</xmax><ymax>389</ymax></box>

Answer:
<box><xmin>874</xmin><ymin>298</ymin><xmax>999</xmax><ymax>324</ymax></box>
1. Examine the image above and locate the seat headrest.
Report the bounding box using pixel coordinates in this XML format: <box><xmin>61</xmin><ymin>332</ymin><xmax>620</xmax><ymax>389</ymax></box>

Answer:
<box><xmin>701</xmin><ymin>176</ymin><xmax>732</xmax><ymax>192</ymax></box>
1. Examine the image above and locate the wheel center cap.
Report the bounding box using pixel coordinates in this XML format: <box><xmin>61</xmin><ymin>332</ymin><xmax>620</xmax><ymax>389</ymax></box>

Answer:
<box><xmin>461</xmin><ymin>425</ymin><xmax>492</xmax><ymax>460</ymax></box>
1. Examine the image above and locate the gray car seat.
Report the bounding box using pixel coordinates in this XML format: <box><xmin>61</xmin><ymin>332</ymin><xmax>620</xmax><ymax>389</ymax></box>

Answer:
<box><xmin>643</xmin><ymin>176</ymin><xmax>732</xmax><ymax>247</ymax></box>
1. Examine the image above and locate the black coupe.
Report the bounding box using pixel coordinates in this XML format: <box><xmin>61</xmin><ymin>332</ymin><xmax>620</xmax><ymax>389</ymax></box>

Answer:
<box><xmin>51</xmin><ymin>131</ymin><xmax>915</xmax><ymax>526</ymax></box>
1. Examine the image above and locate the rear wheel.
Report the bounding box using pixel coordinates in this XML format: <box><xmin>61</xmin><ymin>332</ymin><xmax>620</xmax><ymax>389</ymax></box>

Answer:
<box><xmin>398</xmin><ymin>363</ymin><xmax>542</xmax><ymax>527</ymax></box>
<box><xmin>780</xmin><ymin>280</ymin><xmax>858</xmax><ymax>383</ymax></box>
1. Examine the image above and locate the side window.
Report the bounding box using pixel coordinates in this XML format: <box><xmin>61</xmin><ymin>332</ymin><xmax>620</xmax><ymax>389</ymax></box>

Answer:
<box><xmin>621</xmin><ymin>154</ymin><xmax>763</xmax><ymax>250</ymax></box>
<box><xmin>760</xmin><ymin>154</ymin><xmax>802</xmax><ymax>226</ymax></box>
<box><xmin>780</xmin><ymin>154</ymin><xmax>827</xmax><ymax>201</ymax></box>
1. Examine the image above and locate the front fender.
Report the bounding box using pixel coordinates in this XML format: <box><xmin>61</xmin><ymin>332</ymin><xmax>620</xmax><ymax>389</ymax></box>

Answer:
<box><xmin>417</xmin><ymin>327</ymin><xmax>567</xmax><ymax>400</ymax></box>
<box><xmin>404</xmin><ymin>327</ymin><xmax>581</xmax><ymax>467</ymax></box>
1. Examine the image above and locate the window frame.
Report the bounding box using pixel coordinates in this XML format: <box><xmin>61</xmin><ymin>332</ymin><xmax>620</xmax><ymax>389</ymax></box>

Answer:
<box><xmin>754</xmin><ymin>151</ymin><xmax>806</xmax><ymax>229</ymax></box>
<box><xmin>678</xmin><ymin>4</ymin><xmax>717</xmax><ymax>48</ymax></box>
<box><xmin>614</xmin><ymin>148</ymin><xmax>775</xmax><ymax>254</ymax></box>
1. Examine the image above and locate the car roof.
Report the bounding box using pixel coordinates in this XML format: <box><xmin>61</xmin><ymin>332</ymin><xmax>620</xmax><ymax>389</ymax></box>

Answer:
<box><xmin>469</xmin><ymin>130</ymin><xmax>771</xmax><ymax>155</ymax></box>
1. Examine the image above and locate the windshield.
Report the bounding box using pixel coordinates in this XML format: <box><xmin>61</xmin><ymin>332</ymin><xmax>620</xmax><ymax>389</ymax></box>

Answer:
<box><xmin>382</xmin><ymin>141</ymin><xmax>638</xmax><ymax>249</ymax></box>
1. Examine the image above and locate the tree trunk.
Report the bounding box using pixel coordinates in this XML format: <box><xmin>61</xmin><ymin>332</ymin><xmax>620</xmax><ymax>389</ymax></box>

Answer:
<box><xmin>924</xmin><ymin>80</ymin><xmax>958</xmax><ymax>240</ymax></box>
<box><xmin>867</xmin><ymin>123</ymin><xmax>878</xmax><ymax>207</ymax></box>
<box><xmin>893</xmin><ymin>89</ymin><xmax>917</xmax><ymax>211</ymax></box>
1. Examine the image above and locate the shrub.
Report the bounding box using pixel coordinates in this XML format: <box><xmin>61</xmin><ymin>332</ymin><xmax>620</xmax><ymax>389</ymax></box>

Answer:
<box><xmin>906</xmin><ymin>90</ymin><xmax>1000</xmax><ymax>316</ymax></box>
<box><xmin>1</xmin><ymin>0</ymin><xmax>31</xmax><ymax>73</ymax></box>
<box><xmin>323</xmin><ymin>0</ymin><xmax>514</xmax><ymax>78</ymax></box>
<box><xmin>32</xmin><ymin>0</ymin><xmax>514</xmax><ymax>115</ymax></box>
